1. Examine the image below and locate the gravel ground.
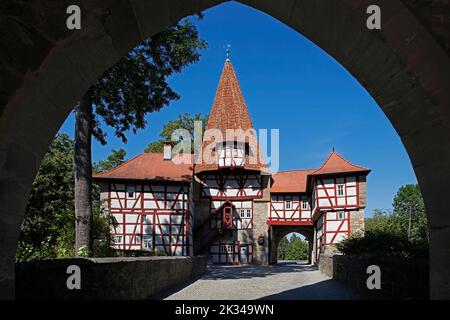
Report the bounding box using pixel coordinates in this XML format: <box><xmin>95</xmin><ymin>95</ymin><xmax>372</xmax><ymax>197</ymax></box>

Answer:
<box><xmin>157</xmin><ymin>261</ymin><xmax>359</xmax><ymax>300</ymax></box>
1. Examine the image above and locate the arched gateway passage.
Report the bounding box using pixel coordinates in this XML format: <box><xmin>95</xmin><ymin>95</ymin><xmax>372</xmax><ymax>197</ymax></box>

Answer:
<box><xmin>270</xmin><ymin>227</ymin><xmax>314</xmax><ymax>265</ymax></box>
<box><xmin>0</xmin><ymin>0</ymin><xmax>449</xmax><ymax>299</ymax></box>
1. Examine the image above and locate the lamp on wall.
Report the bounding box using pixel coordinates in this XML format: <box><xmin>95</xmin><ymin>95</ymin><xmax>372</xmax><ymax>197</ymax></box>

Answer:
<box><xmin>258</xmin><ymin>236</ymin><xmax>265</xmax><ymax>245</ymax></box>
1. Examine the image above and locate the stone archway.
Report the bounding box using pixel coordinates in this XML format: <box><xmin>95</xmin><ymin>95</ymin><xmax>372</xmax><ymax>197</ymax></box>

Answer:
<box><xmin>269</xmin><ymin>226</ymin><xmax>314</xmax><ymax>265</ymax></box>
<box><xmin>1</xmin><ymin>0</ymin><xmax>449</xmax><ymax>299</ymax></box>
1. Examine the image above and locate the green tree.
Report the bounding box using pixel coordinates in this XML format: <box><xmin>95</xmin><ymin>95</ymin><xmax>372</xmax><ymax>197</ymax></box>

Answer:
<box><xmin>17</xmin><ymin>134</ymin><xmax>75</xmax><ymax>262</ymax></box>
<box><xmin>392</xmin><ymin>184</ymin><xmax>427</xmax><ymax>242</ymax></box>
<box><xmin>277</xmin><ymin>237</ymin><xmax>289</xmax><ymax>260</ymax></box>
<box><xmin>94</xmin><ymin>148</ymin><xmax>127</xmax><ymax>173</ymax></box>
<box><xmin>74</xmin><ymin>17</ymin><xmax>207</xmax><ymax>255</ymax></box>
<box><xmin>18</xmin><ymin>136</ymin><xmax>127</xmax><ymax>261</ymax></box>
<box><xmin>285</xmin><ymin>234</ymin><xmax>309</xmax><ymax>260</ymax></box>
<box><xmin>145</xmin><ymin>113</ymin><xmax>208</xmax><ymax>153</ymax></box>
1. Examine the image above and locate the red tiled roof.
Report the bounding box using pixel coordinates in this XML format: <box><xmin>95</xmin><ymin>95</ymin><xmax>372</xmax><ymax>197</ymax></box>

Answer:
<box><xmin>195</xmin><ymin>60</ymin><xmax>267</xmax><ymax>174</ymax></box>
<box><xmin>271</xmin><ymin>169</ymin><xmax>317</xmax><ymax>193</ymax></box>
<box><xmin>93</xmin><ymin>153</ymin><xmax>193</xmax><ymax>182</ymax></box>
<box><xmin>311</xmin><ymin>151</ymin><xmax>370</xmax><ymax>176</ymax></box>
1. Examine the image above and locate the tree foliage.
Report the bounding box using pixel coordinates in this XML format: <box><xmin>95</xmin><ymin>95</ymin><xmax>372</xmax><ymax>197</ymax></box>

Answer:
<box><xmin>17</xmin><ymin>134</ymin><xmax>75</xmax><ymax>262</ymax></box>
<box><xmin>90</xmin><ymin>19</ymin><xmax>207</xmax><ymax>145</ymax></box>
<box><xmin>336</xmin><ymin>184</ymin><xmax>428</xmax><ymax>258</ymax></box>
<box><xmin>17</xmin><ymin>134</ymin><xmax>126</xmax><ymax>262</ymax></box>
<box><xmin>277</xmin><ymin>233</ymin><xmax>309</xmax><ymax>261</ymax></box>
<box><xmin>94</xmin><ymin>148</ymin><xmax>127</xmax><ymax>173</ymax></box>
<box><xmin>145</xmin><ymin>113</ymin><xmax>208</xmax><ymax>153</ymax></box>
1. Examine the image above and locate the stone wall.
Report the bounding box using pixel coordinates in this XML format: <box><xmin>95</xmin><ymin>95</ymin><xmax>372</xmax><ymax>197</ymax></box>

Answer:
<box><xmin>350</xmin><ymin>209</ymin><xmax>365</xmax><ymax>235</ymax></box>
<box><xmin>15</xmin><ymin>256</ymin><xmax>207</xmax><ymax>300</ymax></box>
<box><xmin>319</xmin><ymin>254</ymin><xmax>429</xmax><ymax>299</ymax></box>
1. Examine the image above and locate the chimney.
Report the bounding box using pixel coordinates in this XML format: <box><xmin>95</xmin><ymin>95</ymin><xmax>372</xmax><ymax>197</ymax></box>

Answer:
<box><xmin>163</xmin><ymin>142</ymin><xmax>172</xmax><ymax>160</ymax></box>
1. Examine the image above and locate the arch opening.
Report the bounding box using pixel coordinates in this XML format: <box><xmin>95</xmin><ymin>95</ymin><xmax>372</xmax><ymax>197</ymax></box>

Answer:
<box><xmin>1</xmin><ymin>0</ymin><xmax>449</xmax><ymax>299</ymax></box>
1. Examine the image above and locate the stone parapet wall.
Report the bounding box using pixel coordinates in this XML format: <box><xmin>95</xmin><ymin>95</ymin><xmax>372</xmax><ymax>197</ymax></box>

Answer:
<box><xmin>15</xmin><ymin>256</ymin><xmax>207</xmax><ymax>299</ymax></box>
<box><xmin>318</xmin><ymin>254</ymin><xmax>429</xmax><ymax>299</ymax></box>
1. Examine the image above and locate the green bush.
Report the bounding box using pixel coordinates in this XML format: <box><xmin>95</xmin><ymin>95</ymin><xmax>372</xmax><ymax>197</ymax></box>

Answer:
<box><xmin>335</xmin><ymin>229</ymin><xmax>428</xmax><ymax>258</ymax></box>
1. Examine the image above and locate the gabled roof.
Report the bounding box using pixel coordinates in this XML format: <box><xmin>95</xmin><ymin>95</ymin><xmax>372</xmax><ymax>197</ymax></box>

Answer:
<box><xmin>195</xmin><ymin>59</ymin><xmax>267</xmax><ymax>174</ymax></box>
<box><xmin>211</xmin><ymin>200</ymin><xmax>235</xmax><ymax>214</ymax></box>
<box><xmin>311</xmin><ymin>151</ymin><xmax>370</xmax><ymax>176</ymax></box>
<box><xmin>271</xmin><ymin>169</ymin><xmax>317</xmax><ymax>193</ymax></box>
<box><xmin>93</xmin><ymin>153</ymin><xmax>193</xmax><ymax>182</ymax></box>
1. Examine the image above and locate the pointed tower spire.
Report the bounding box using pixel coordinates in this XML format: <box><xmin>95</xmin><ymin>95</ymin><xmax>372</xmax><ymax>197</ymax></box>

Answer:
<box><xmin>195</xmin><ymin>59</ymin><xmax>268</xmax><ymax>174</ymax></box>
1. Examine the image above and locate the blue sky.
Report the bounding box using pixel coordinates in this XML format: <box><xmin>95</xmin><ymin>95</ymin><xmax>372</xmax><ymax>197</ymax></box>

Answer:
<box><xmin>59</xmin><ymin>2</ymin><xmax>417</xmax><ymax>215</ymax></box>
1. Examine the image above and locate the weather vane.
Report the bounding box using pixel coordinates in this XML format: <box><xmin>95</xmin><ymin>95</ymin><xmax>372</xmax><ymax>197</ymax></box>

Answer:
<box><xmin>224</xmin><ymin>44</ymin><xmax>231</xmax><ymax>61</ymax></box>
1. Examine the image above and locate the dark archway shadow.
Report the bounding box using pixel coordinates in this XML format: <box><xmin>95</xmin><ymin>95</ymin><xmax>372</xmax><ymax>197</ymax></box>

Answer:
<box><xmin>259</xmin><ymin>279</ymin><xmax>359</xmax><ymax>300</ymax></box>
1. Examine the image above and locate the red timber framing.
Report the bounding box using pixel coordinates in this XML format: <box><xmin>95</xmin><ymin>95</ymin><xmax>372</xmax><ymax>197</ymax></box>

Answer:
<box><xmin>323</xmin><ymin>211</ymin><xmax>350</xmax><ymax>244</ymax></box>
<box><xmin>209</xmin><ymin>241</ymin><xmax>253</xmax><ymax>265</ymax></box>
<box><xmin>209</xmin><ymin>200</ymin><xmax>253</xmax><ymax>230</ymax></box>
<box><xmin>217</xmin><ymin>144</ymin><xmax>245</xmax><ymax>168</ymax></box>
<box><xmin>200</xmin><ymin>171</ymin><xmax>263</xmax><ymax>200</ymax></box>
<box><xmin>269</xmin><ymin>193</ymin><xmax>312</xmax><ymax>225</ymax></box>
<box><xmin>313</xmin><ymin>176</ymin><xmax>360</xmax><ymax>213</ymax></box>
<box><xmin>315</xmin><ymin>210</ymin><xmax>351</xmax><ymax>260</ymax></box>
<box><xmin>107</xmin><ymin>181</ymin><xmax>192</xmax><ymax>256</ymax></box>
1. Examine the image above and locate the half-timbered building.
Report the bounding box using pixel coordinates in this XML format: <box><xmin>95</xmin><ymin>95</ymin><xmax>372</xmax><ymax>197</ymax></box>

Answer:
<box><xmin>94</xmin><ymin>57</ymin><xmax>370</xmax><ymax>265</ymax></box>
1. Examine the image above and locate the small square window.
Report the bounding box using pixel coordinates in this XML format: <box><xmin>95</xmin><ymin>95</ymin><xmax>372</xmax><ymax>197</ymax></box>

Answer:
<box><xmin>127</xmin><ymin>186</ymin><xmax>135</xmax><ymax>198</ymax></box>
<box><xmin>240</xmin><ymin>209</ymin><xmax>246</xmax><ymax>218</ymax></box>
<box><xmin>220</xmin><ymin>244</ymin><xmax>227</xmax><ymax>253</ymax></box>
<box><xmin>113</xmin><ymin>235</ymin><xmax>123</xmax><ymax>244</ymax></box>
<box><xmin>285</xmin><ymin>200</ymin><xmax>291</xmax><ymax>209</ymax></box>
<box><xmin>338</xmin><ymin>211</ymin><xmax>345</xmax><ymax>220</ymax></box>
<box><xmin>337</xmin><ymin>184</ymin><xmax>345</xmax><ymax>196</ymax></box>
<box><xmin>143</xmin><ymin>236</ymin><xmax>152</xmax><ymax>250</ymax></box>
<box><xmin>302</xmin><ymin>201</ymin><xmax>308</xmax><ymax>210</ymax></box>
<box><xmin>135</xmin><ymin>235</ymin><xmax>141</xmax><ymax>244</ymax></box>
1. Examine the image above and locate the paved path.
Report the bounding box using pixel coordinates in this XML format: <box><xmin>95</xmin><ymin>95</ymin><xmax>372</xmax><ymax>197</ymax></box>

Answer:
<box><xmin>158</xmin><ymin>261</ymin><xmax>358</xmax><ymax>300</ymax></box>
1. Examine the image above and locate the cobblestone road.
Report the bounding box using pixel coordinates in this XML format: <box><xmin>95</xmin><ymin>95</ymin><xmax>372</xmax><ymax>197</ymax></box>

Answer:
<box><xmin>157</xmin><ymin>261</ymin><xmax>358</xmax><ymax>300</ymax></box>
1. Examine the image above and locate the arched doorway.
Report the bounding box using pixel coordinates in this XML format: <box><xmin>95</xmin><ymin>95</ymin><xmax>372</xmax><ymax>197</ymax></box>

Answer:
<box><xmin>269</xmin><ymin>226</ymin><xmax>314</xmax><ymax>265</ymax></box>
<box><xmin>275</xmin><ymin>231</ymin><xmax>312</xmax><ymax>265</ymax></box>
<box><xmin>0</xmin><ymin>0</ymin><xmax>448</xmax><ymax>299</ymax></box>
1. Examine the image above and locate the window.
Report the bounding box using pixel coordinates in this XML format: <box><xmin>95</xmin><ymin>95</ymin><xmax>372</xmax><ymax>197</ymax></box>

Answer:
<box><xmin>302</xmin><ymin>200</ymin><xmax>308</xmax><ymax>210</ymax></box>
<box><xmin>337</xmin><ymin>184</ymin><xmax>345</xmax><ymax>196</ymax></box>
<box><xmin>338</xmin><ymin>211</ymin><xmax>345</xmax><ymax>220</ymax></box>
<box><xmin>240</xmin><ymin>209</ymin><xmax>246</xmax><ymax>218</ymax></box>
<box><xmin>246</xmin><ymin>209</ymin><xmax>251</xmax><ymax>218</ymax></box>
<box><xmin>143</xmin><ymin>236</ymin><xmax>152</xmax><ymax>250</ymax></box>
<box><xmin>127</xmin><ymin>186</ymin><xmax>135</xmax><ymax>198</ymax></box>
<box><xmin>135</xmin><ymin>235</ymin><xmax>141</xmax><ymax>244</ymax></box>
<box><xmin>113</xmin><ymin>235</ymin><xmax>123</xmax><ymax>244</ymax></box>
<box><xmin>220</xmin><ymin>244</ymin><xmax>233</xmax><ymax>253</ymax></box>
<box><xmin>285</xmin><ymin>200</ymin><xmax>291</xmax><ymax>209</ymax></box>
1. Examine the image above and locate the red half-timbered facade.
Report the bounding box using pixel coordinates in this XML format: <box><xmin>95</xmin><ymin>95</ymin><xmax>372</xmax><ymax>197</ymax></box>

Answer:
<box><xmin>94</xmin><ymin>59</ymin><xmax>370</xmax><ymax>265</ymax></box>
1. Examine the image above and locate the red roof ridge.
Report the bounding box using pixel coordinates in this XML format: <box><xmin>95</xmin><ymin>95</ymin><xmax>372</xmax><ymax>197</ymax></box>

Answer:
<box><xmin>311</xmin><ymin>151</ymin><xmax>370</xmax><ymax>175</ymax></box>
<box><xmin>274</xmin><ymin>168</ymin><xmax>318</xmax><ymax>173</ymax></box>
<box><xmin>94</xmin><ymin>153</ymin><xmax>145</xmax><ymax>177</ymax></box>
